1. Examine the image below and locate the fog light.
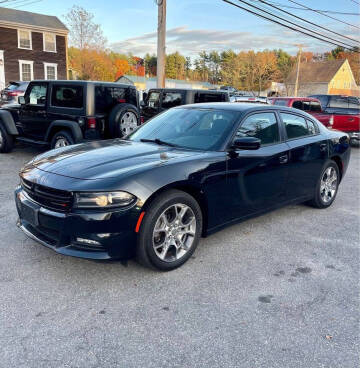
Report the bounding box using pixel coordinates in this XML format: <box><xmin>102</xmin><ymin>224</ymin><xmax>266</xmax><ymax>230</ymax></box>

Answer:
<box><xmin>76</xmin><ymin>237</ymin><xmax>101</xmax><ymax>246</ymax></box>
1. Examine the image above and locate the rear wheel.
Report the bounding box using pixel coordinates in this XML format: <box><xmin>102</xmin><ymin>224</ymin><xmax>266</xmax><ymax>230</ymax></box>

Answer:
<box><xmin>0</xmin><ymin>123</ymin><xmax>14</xmax><ymax>153</ymax></box>
<box><xmin>308</xmin><ymin>161</ymin><xmax>340</xmax><ymax>208</ymax></box>
<box><xmin>136</xmin><ymin>190</ymin><xmax>203</xmax><ymax>271</ymax></box>
<box><xmin>50</xmin><ymin>130</ymin><xmax>75</xmax><ymax>149</ymax></box>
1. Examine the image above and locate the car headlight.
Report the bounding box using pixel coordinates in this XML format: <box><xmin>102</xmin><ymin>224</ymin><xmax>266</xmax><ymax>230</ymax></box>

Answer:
<box><xmin>74</xmin><ymin>191</ymin><xmax>136</xmax><ymax>209</ymax></box>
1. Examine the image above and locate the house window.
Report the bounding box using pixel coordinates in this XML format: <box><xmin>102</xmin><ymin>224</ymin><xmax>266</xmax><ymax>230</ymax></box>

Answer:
<box><xmin>43</xmin><ymin>33</ymin><xmax>56</xmax><ymax>52</ymax></box>
<box><xmin>19</xmin><ymin>60</ymin><xmax>34</xmax><ymax>81</ymax></box>
<box><xmin>18</xmin><ymin>29</ymin><xmax>32</xmax><ymax>49</ymax></box>
<box><xmin>44</xmin><ymin>63</ymin><xmax>57</xmax><ymax>80</ymax></box>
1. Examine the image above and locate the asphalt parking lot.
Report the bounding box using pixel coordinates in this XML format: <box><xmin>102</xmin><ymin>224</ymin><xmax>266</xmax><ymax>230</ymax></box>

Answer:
<box><xmin>0</xmin><ymin>145</ymin><xmax>359</xmax><ymax>368</ymax></box>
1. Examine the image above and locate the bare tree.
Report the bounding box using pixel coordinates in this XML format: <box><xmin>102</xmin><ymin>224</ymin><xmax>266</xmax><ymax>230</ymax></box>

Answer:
<box><xmin>64</xmin><ymin>5</ymin><xmax>107</xmax><ymax>50</ymax></box>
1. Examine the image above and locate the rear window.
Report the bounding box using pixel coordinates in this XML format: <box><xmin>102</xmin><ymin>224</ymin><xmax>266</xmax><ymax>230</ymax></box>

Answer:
<box><xmin>195</xmin><ymin>92</ymin><xmax>227</xmax><ymax>103</ymax></box>
<box><xmin>273</xmin><ymin>99</ymin><xmax>288</xmax><ymax>106</ymax></box>
<box><xmin>95</xmin><ymin>86</ymin><xmax>126</xmax><ymax>113</ymax></box>
<box><xmin>51</xmin><ymin>85</ymin><xmax>83</xmax><ymax>108</ymax></box>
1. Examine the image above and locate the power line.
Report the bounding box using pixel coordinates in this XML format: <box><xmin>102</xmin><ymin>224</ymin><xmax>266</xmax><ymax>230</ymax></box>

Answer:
<box><xmin>256</xmin><ymin>0</ymin><xmax>360</xmax><ymax>45</ymax></box>
<box><xmin>288</xmin><ymin>0</ymin><xmax>360</xmax><ymax>30</ymax></box>
<box><xmin>11</xmin><ymin>0</ymin><xmax>43</xmax><ymax>8</ymax></box>
<box><xmin>253</xmin><ymin>1</ymin><xmax>360</xmax><ymax>16</ymax></box>
<box><xmin>222</xmin><ymin>0</ymin><xmax>360</xmax><ymax>52</ymax></box>
<box><xmin>236</xmin><ymin>0</ymin><xmax>358</xmax><ymax>49</ymax></box>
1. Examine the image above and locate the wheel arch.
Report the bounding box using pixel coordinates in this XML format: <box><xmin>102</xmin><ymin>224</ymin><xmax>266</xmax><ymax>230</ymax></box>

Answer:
<box><xmin>0</xmin><ymin>110</ymin><xmax>19</xmax><ymax>135</ymax></box>
<box><xmin>142</xmin><ymin>182</ymin><xmax>209</xmax><ymax>237</ymax></box>
<box><xmin>330</xmin><ymin>155</ymin><xmax>343</xmax><ymax>181</ymax></box>
<box><xmin>45</xmin><ymin>120</ymin><xmax>83</xmax><ymax>143</ymax></box>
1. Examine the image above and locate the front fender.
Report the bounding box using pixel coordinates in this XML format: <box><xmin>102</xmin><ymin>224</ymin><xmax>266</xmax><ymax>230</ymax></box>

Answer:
<box><xmin>0</xmin><ymin>110</ymin><xmax>19</xmax><ymax>135</ymax></box>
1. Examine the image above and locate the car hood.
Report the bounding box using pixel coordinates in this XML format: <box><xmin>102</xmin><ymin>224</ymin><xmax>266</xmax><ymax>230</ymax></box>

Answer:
<box><xmin>23</xmin><ymin>139</ymin><xmax>204</xmax><ymax>180</ymax></box>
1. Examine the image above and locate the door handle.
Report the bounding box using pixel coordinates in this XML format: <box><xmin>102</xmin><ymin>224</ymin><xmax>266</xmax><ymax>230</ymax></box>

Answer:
<box><xmin>279</xmin><ymin>155</ymin><xmax>288</xmax><ymax>164</ymax></box>
<box><xmin>320</xmin><ymin>143</ymin><xmax>327</xmax><ymax>152</ymax></box>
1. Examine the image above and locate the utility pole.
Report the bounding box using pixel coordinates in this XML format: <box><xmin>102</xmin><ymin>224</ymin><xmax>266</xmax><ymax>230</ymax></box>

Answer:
<box><xmin>294</xmin><ymin>44</ymin><xmax>304</xmax><ymax>97</ymax></box>
<box><xmin>156</xmin><ymin>0</ymin><xmax>166</xmax><ymax>88</ymax></box>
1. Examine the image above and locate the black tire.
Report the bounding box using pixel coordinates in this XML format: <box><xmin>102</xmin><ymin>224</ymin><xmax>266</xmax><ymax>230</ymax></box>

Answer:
<box><xmin>307</xmin><ymin>160</ymin><xmax>340</xmax><ymax>209</ymax></box>
<box><xmin>108</xmin><ymin>104</ymin><xmax>139</xmax><ymax>138</ymax></box>
<box><xmin>136</xmin><ymin>190</ymin><xmax>203</xmax><ymax>271</ymax></box>
<box><xmin>0</xmin><ymin>123</ymin><xmax>14</xmax><ymax>153</ymax></box>
<box><xmin>50</xmin><ymin>130</ymin><xmax>75</xmax><ymax>149</ymax></box>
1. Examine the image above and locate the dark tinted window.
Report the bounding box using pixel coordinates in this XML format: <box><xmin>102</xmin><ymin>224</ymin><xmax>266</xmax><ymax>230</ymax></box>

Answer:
<box><xmin>292</xmin><ymin>101</ymin><xmax>303</xmax><ymax>110</ymax></box>
<box><xmin>273</xmin><ymin>99</ymin><xmax>288</xmax><ymax>106</ymax></box>
<box><xmin>307</xmin><ymin>120</ymin><xmax>317</xmax><ymax>135</ymax></box>
<box><xmin>329</xmin><ymin>96</ymin><xmax>348</xmax><ymax>108</ymax></box>
<box><xmin>281</xmin><ymin>112</ymin><xmax>309</xmax><ymax>139</ymax></box>
<box><xmin>195</xmin><ymin>92</ymin><xmax>227</xmax><ymax>103</ymax></box>
<box><xmin>95</xmin><ymin>86</ymin><xmax>126</xmax><ymax>113</ymax></box>
<box><xmin>161</xmin><ymin>92</ymin><xmax>182</xmax><ymax>108</ymax></box>
<box><xmin>303</xmin><ymin>101</ymin><xmax>311</xmax><ymax>111</ymax></box>
<box><xmin>310</xmin><ymin>101</ymin><xmax>322</xmax><ymax>112</ymax></box>
<box><xmin>51</xmin><ymin>85</ymin><xmax>83</xmax><ymax>108</ymax></box>
<box><xmin>236</xmin><ymin>112</ymin><xmax>279</xmax><ymax>145</ymax></box>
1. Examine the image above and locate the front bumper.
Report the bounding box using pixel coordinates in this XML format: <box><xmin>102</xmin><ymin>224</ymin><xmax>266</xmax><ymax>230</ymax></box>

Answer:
<box><xmin>15</xmin><ymin>187</ymin><xmax>140</xmax><ymax>260</ymax></box>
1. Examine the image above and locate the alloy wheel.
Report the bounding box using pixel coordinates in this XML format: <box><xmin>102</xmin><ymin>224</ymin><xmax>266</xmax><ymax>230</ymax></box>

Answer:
<box><xmin>152</xmin><ymin>203</ymin><xmax>196</xmax><ymax>262</ymax></box>
<box><xmin>120</xmin><ymin>111</ymin><xmax>138</xmax><ymax>136</ymax></box>
<box><xmin>54</xmin><ymin>137</ymin><xmax>69</xmax><ymax>148</ymax></box>
<box><xmin>320</xmin><ymin>166</ymin><xmax>338</xmax><ymax>203</ymax></box>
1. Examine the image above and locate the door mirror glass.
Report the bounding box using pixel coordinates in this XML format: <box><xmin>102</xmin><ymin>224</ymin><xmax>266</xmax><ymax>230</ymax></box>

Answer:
<box><xmin>232</xmin><ymin>137</ymin><xmax>261</xmax><ymax>150</ymax></box>
<box><xmin>18</xmin><ymin>96</ymin><xmax>26</xmax><ymax>105</ymax></box>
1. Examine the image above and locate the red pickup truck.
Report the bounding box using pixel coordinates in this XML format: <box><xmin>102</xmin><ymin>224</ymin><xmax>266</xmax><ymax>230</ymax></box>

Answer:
<box><xmin>270</xmin><ymin>96</ymin><xmax>360</xmax><ymax>144</ymax></box>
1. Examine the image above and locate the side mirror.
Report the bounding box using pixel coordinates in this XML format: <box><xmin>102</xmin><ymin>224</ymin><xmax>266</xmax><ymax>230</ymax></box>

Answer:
<box><xmin>232</xmin><ymin>137</ymin><xmax>261</xmax><ymax>150</ymax></box>
<box><xmin>18</xmin><ymin>96</ymin><xmax>26</xmax><ymax>105</ymax></box>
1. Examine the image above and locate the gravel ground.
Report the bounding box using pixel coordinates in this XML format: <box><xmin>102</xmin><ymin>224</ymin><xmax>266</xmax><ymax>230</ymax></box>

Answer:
<box><xmin>0</xmin><ymin>145</ymin><xmax>359</xmax><ymax>368</ymax></box>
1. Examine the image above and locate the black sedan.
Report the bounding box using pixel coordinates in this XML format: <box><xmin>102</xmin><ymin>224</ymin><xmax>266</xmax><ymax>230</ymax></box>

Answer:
<box><xmin>15</xmin><ymin>103</ymin><xmax>351</xmax><ymax>270</ymax></box>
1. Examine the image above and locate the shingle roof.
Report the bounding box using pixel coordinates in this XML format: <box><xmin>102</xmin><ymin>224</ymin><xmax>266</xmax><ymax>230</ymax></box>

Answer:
<box><xmin>0</xmin><ymin>7</ymin><xmax>68</xmax><ymax>31</ymax></box>
<box><xmin>286</xmin><ymin>59</ymin><xmax>346</xmax><ymax>84</ymax></box>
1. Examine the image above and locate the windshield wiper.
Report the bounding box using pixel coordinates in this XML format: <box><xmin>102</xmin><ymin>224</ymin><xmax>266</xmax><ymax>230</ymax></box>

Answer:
<box><xmin>140</xmin><ymin>138</ymin><xmax>178</xmax><ymax>147</ymax></box>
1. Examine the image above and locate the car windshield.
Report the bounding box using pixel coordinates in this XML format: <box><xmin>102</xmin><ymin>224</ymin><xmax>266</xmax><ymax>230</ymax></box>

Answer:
<box><xmin>129</xmin><ymin>107</ymin><xmax>239</xmax><ymax>151</ymax></box>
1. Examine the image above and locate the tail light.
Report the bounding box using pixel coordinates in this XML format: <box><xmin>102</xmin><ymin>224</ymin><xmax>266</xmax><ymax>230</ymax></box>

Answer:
<box><xmin>329</xmin><ymin>115</ymin><xmax>334</xmax><ymax>127</ymax></box>
<box><xmin>87</xmin><ymin>117</ymin><xmax>96</xmax><ymax>129</ymax></box>
<box><xmin>117</xmin><ymin>99</ymin><xmax>126</xmax><ymax>103</ymax></box>
<box><xmin>8</xmin><ymin>91</ymin><xmax>22</xmax><ymax>96</ymax></box>
<box><xmin>140</xmin><ymin>116</ymin><xmax>144</xmax><ymax>124</ymax></box>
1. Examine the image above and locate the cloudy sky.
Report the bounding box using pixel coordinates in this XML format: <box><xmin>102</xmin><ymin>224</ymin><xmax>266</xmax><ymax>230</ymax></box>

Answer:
<box><xmin>5</xmin><ymin>0</ymin><xmax>360</xmax><ymax>56</ymax></box>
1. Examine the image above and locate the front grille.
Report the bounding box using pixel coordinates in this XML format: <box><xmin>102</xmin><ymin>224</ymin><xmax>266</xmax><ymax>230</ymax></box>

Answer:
<box><xmin>21</xmin><ymin>178</ymin><xmax>73</xmax><ymax>212</ymax></box>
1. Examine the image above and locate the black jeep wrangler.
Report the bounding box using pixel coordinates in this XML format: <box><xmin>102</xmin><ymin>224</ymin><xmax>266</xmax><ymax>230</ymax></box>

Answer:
<box><xmin>141</xmin><ymin>88</ymin><xmax>229</xmax><ymax>121</ymax></box>
<box><xmin>0</xmin><ymin>80</ymin><xmax>140</xmax><ymax>153</ymax></box>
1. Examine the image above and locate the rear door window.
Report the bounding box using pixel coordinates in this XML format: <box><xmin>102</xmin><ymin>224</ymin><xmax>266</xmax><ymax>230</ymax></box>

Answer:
<box><xmin>310</xmin><ymin>101</ymin><xmax>322</xmax><ymax>112</ymax></box>
<box><xmin>329</xmin><ymin>96</ymin><xmax>349</xmax><ymax>109</ymax></box>
<box><xmin>292</xmin><ymin>101</ymin><xmax>303</xmax><ymax>110</ymax></box>
<box><xmin>281</xmin><ymin>112</ymin><xmax>310</xmax><ymax>140</ymax></box>
<box><xmin>302</xmin><ymin>101</ymin><xmax>311</xmax><ymax>111</ymax></box>
<box><xmin>51</xmin><ymin>85</ymin><xmax>83</xmax><ymax>108</ymax></box>
<box><xmin>147</xmin><ymin>91</ymin><xmax>161</xmax><ymax>108</ymax></box>
<box><xmin>273</xmin><ymin>99</ymin><xmax>288</xmax><ymax>106</ymax></box>
<box><xmin>161</xmin><ymin>92</ymin><xmax>183</xmax><ymax>109</ymax></box>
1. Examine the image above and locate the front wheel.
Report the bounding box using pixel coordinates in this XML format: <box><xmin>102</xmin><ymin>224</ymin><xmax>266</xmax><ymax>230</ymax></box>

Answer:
<box><xmin>50</xmin><ymin>130</ymin><xmax>75</xmax><ymax>149</ymax></box>
<box><xmin>308</xmin><ymin>161</ymin><xmax>340</xmax><ymax>209</ymax></box>
<box><xmin>136</xmin><ymin>190</ymin><xmax>203</xmax><ymax>271</ymax></box>
<box><xmin>0</xmin><ymin>123</ymin><xmax>14</xmax><ymax>153</ymax></box>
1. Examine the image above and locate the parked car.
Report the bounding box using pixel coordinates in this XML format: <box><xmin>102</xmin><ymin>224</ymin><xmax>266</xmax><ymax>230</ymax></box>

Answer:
<box><xmin>0</xmin><ymin>81</ymin><xmax>29</xmax><ymax>106</ymax></box>
<box><xmin>309</xmin><ymin>94</ymin><xmax>360</xmax><ymax>144</ymax></box>
<box><xmin>0</xmin><ymin>80</ymin><xmax>140</xmax><ymax>153</ymax></box>
<box><xmin>141</xmin><ymin>88</ymin><xmax>229</xmax><ymax>121</ymax></box>
<box><xmin>269</xmin><ymin>97</ymin><xmax>331</xmax><ymax>126</ymax></box>
<box><xmin>220</xmin><ymin>86</ymin><xmax>237</xmax><ymax>93</ymax></box>
<box><xmin>15</xmin><ymin>103</ymin><xmax>350</xmax><ymax>270</ymax></box>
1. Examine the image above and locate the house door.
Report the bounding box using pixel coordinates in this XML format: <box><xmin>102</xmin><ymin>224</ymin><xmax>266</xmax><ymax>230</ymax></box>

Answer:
<box><xmin>0</xmin><ymin>51</ymin><xmax>5</xmax><ymax>91</ymax></box>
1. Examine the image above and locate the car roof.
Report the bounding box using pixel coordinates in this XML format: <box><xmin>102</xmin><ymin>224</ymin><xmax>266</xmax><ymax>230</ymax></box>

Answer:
<box><xmin>176</xmin><ymin>102</ymin><xmax>306</xmax><ymax>113</ymax></box>
<box><xmin>31</xmin><ymin>80</ymin><xmax>135</xmax><ymax>89</ymax></box>
<box><xmin>149</xmin><ymin>88</ymin><xmax>228</xmax><ymax>93</ymax></box>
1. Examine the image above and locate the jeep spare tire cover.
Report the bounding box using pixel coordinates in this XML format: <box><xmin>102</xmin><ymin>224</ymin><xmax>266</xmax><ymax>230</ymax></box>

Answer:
<box><xmin>109</xmin><ymin>104</ymin><xmax>139</xmax><ymax>138</ymax></box>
